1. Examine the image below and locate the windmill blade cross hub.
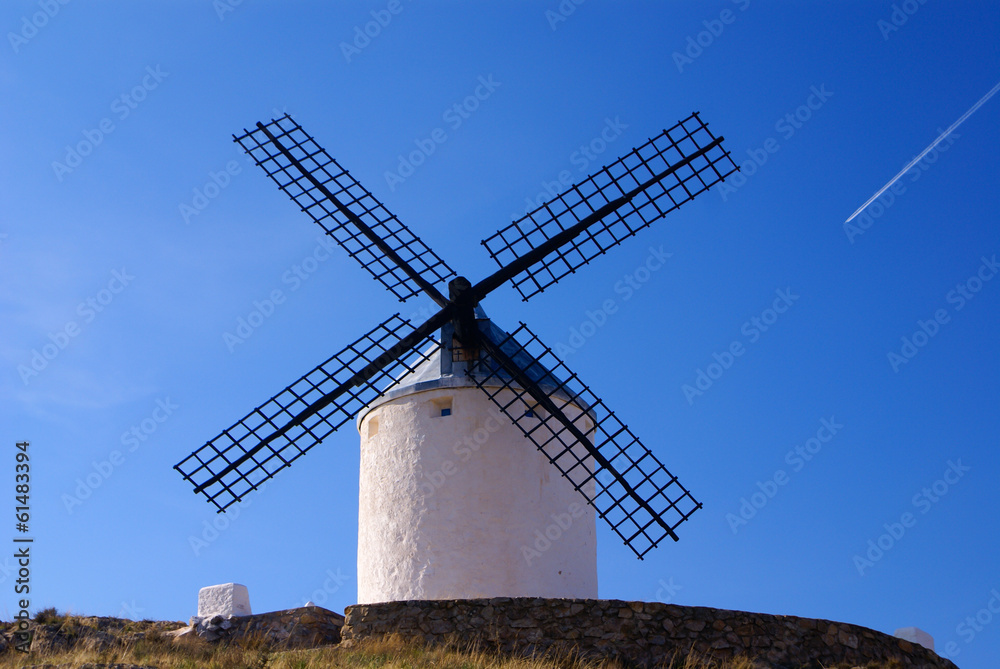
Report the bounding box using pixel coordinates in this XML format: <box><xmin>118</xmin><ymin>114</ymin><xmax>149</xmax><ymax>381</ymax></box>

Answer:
<box><xmin>177</xmin><ymin>110</ymin><xmax>734</xmax><ymax>562</ymax></box>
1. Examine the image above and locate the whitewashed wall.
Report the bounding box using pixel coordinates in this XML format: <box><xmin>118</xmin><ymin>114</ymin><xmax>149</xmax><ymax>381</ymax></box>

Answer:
<box><xmin>356</xmin><ymin>384</ymin><xmax>597</xmax><ymax>604</ymax></box>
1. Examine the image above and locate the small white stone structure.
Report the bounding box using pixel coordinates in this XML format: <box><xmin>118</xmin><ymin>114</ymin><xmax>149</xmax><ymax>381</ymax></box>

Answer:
<box><xmin>198</xmin><ymin>583</ymin><xmax>252</xmax><ymax>618</ymax></box>
<box><xmin>894</xmin><ymin>627</ymin><xmax>934</xmax><ymax>651</ymax></box>
<box><xmin>355</xmin><ymin>318</ymin><xmax>598</xmax><ymax>604</ymax></box>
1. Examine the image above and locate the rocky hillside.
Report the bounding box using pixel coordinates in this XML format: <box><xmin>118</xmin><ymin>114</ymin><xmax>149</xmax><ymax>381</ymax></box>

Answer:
<box><xmin>0</xmin><ymin>607</ymin><xmax>955</xmax><ymax>669</ymax></box>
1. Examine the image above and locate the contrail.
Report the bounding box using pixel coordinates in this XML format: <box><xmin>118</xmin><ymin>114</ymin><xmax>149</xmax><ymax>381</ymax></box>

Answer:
<box><xmin>844</xmin><ymin>80</ymin><xmax>1000</xmax><ymax>224</ymax></box>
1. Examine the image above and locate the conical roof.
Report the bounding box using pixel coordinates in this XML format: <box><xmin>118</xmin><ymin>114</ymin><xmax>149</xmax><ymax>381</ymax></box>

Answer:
<box><xmin>391</xmin><ymin>310</ymin><xmax>562</xmax><ymax>390</ymax></box>
<box><xmin>357</xmin><ymin>307</ymin><xmax>569</xmax><ymax>426</ymax></box>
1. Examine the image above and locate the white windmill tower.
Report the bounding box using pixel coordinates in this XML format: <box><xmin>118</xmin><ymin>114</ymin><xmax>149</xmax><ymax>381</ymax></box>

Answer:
<box><xmin>175</xmin><ymin>113</ymin><xmax>736</xmax><ymax>602</ymax></box>
<box><xmin>355</xmin><ymin>310</ymin><xmax>598</xmax><ymax>602</ymax></box>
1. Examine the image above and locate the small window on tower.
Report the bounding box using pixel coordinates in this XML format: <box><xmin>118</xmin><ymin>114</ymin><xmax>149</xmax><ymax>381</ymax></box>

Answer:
<box><xmin>368</xmin><ymin>416</ymin><xmax>379</xmax><ymax>438</ymax></box>
<box><xmin>431</xmin><ymin>397</ymin><xmax>453</xmax><ymax>417</ymax></box>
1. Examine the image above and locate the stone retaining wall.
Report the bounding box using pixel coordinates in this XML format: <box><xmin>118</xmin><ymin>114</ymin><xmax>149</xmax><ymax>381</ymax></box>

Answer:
<box><xmin>342</xmin><ymin>598</ymin><xmax>959</xmax><ymax>669</ymax></box>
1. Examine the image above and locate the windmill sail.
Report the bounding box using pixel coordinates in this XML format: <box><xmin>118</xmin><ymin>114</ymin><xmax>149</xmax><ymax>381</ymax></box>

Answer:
<box><xmin>467</xmin><ymin>322</ymin><xmax>701</xmax><ymax>559</ymax></box>
<box><xmin>481</xmin><ymin>113</ymin><xmax>737</xmax><ymax>302</ymax></box>
<box><xmin>235</xmin><ymin>115</ymin><xmax>455</xmax><ymax>305</ymax></box>
<box><xmin>174</xmin><ymin>315</ymin><xmax>439</xmax><ymax>512</ymax></box>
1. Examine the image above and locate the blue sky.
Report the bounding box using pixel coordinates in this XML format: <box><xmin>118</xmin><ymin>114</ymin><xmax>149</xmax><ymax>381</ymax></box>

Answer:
<box><xmin>1</xmin><ymin>1</ymin><xmax>998</xmax><ymax>666</ymax></box>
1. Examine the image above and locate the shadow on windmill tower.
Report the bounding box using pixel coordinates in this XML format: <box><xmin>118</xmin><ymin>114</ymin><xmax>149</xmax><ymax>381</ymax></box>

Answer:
<box><xmin>174</xmin><ymin>113</ymin><xmax>738</xmax><ymax>603</ymax></box>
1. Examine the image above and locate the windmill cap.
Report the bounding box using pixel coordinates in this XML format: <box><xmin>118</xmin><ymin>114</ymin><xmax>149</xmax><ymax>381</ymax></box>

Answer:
<box><xmin>355</xmin><ymin>315</ymin><xmax>588</xmax><ymax>429</ymax></box>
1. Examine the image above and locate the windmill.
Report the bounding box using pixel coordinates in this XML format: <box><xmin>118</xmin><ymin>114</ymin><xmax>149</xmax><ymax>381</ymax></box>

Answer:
<box><xmin>175</xmin><ymin>113</ymin><xmax>737</xmax><ymax>602</ymax></box>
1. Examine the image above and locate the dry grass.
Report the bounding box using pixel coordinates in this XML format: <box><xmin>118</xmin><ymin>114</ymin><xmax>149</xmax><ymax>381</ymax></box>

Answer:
<box><xmin>1</xmin><ymin>632</ymin><xmax>769</xmax><ymax>669</ymax></box>
<box><xmin>0</xmin><ymin>612</ymin><xmax>905</xmax><ymax>669</ymax></box>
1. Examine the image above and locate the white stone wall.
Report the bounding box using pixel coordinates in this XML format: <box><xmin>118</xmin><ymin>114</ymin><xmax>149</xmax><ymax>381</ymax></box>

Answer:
<box><xmin>356</xmin><ymin>384</ymin><xmax>597</xmax><ymax>604</ymax></box>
